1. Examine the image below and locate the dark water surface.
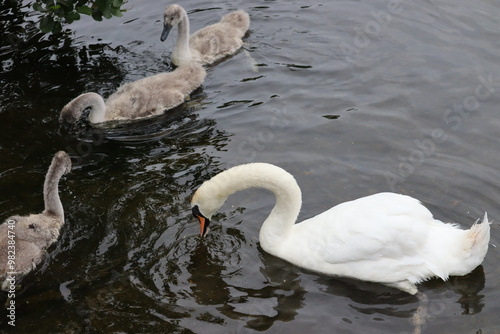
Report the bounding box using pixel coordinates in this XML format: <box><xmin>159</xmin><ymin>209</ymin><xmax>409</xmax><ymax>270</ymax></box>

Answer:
<box><xmin>1</xmin><ymin>0</ymin><xmax>500</xmax><ymax>333</ymax></box>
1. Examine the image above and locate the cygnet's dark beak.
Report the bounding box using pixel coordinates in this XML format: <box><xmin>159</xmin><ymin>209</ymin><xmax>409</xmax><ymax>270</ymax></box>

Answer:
<box><xmin>192</xmin><ymin>205</ymin><xmax>210</xmax><ymax>237</ymax></box>
<box><xmin>161</xmin><ymin>24</ymin><xmax>173</xmax><ymax>42</ymax></box>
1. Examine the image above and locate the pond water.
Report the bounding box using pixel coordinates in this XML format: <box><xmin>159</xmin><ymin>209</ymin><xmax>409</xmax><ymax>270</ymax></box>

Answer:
<box><xmin>1</xmin><ymin>0</ymin><xmax>500</xmax><ymax>333</ymax></box>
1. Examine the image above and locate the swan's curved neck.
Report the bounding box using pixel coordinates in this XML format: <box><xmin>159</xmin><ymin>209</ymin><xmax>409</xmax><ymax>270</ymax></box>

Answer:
<box><xmin>174</xmin><ymin>8</ymin><xmax>193</xmax><ymax>65</ymax></box>
<box><xmin>197</xmin><ymin>163</ymin><xmax>302</xmax><ymax>254</ymax></box>
<box><xmin>62</xmin><ymin>92</ymin><xmax>106</xmax><ymax>123</ymax></box>
<box><xmin>43</xmin><ymin>153</ymin><xmax>69</xmax><ymax>219</ymax></box>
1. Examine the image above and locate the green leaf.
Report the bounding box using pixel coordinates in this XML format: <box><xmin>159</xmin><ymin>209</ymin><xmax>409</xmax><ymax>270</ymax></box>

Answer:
<box><xmin>113</xmin><ymin>0</ymin><xmax>124</xmax><ymax>7</ymax></box>
<box><xmin>40</xmin><ymin>16</ymin><xmax>55</xmax><ymax>33</ymax></box>
<box><xmin>32</xmin><ymin>3</ymin><xmax>45</xmax><ymax>11</ymax></box>
<box><xmin>76</xmin><ymin>6</ymin><xmax>93</xmax><ymax>15</ymax></box>
<box><xmin>92</xmin><ymin>11</ymin><xmax>103</xmax><ymax>21</ymax></box>
<box><xmin>53</xmin><ymin>21</ymin><xmax>63</xmax><ymax>34</ymax></box>
<box><xmin>102</xmin><ymin>8</ymin><xmax>112</xmax><ymax>19</ymax></box>
<box><xmin>56</xmin><ymin>0</ymin><xmax>71</xmax><ymax>6</ymax></box>
<box><xmin>111</xmin><ymin>7</ymin><xmax>123</xmax><ymax>17</ymax></box>
<box><xmin>53</xmin><ymin>6</ymin><xmax>65</xmax><ymax>17</ymax></box>
<box><xmin>65</xmin><ymin>10</ymin><xmax>80</xmax><ymax>23</ymax></box>
<box><xmin>95</xmin><ymin>0</ymin><xmax>107</xmax><ymax>12</ymax></box>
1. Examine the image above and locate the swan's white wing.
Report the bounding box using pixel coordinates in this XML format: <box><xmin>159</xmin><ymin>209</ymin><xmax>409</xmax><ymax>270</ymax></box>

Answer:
<box><xmin>289</xmin><ymin>193</ymin><xmax>436</xmax><ymax>270</ymax></box>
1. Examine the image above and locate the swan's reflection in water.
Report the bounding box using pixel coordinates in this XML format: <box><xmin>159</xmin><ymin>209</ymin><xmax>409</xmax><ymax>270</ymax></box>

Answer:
<box><xmin>312</xmin><ymin>265</ymin><xmax>485</xmax><ymax>334</ymax></box>
<box><xmin>183</xmin><ymin>233</ymin><xmax>307</xmax><ymax>332</ymax></box>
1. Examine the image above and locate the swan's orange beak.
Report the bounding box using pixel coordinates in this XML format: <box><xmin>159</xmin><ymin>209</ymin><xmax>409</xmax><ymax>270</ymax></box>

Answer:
<box><xmin>197</xmin><ymin>215</ymin><xmax>209</xmax><ymax>237</ymax></box>
<box><xmin>192</xmin><ymin>205</ymin><xmax>210</xmax><ymax>237</ymax></box>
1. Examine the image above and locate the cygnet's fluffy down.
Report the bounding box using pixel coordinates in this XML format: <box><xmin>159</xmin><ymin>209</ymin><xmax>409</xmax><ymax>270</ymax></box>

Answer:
<box><xmin>0</xmin><ymin>151</ymin><xmax>71</xmax><ymax>290</ymax></box>
<box><xmin>60</xmin><ymin>62</ymin><xmax>206</xmax><ymax>124</ymax></box>
<box><xmin>161</xmin><ymin>4</ymin><xmax>250</xmax><ymax>66</ymax></box>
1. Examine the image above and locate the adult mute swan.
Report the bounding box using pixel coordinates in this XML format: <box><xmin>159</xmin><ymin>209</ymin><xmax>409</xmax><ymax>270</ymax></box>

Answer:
<box><xmin>161</xmin><ymin>4</ymin><xmax>250</xmax><ymax>66</ymax></box>
<box><xmin>191</xmin><ymin>163</ymin><xmax>491</xmax><ymax>295</ymax></box>
<box><xmin>60</xmin><ymin>62</ymin><xmax>206</xmax><ymax>124</ymax></box>
<box><xmin>0</xmin><ymin>151</ymin><xmax>72</xmax><ymax>290</ymax></box>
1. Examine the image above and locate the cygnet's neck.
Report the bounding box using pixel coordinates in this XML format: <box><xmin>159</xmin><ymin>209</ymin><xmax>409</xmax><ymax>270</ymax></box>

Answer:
<box><xmin>173</xmin><ymin>8</ymin><xmax>194</xmax><ymax>65</ymax></box>
<box><xmin>43</xmin><ymin>152</ymin><xmax>70</xmax><ymax>220</ymax></box>
<box><xmin>201</xmin><ymin>163</ymin><xmax>302</xmax><ymax>253</ymax></box>
<box><xmin>62</xmin><ymin>92</ymin><xmax>106</xmax><ymax>124</ymax></box>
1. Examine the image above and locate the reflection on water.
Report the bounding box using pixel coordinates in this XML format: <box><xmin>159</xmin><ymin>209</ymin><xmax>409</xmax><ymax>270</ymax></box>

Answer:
<box><xmin>317</xmin><ymin>265</ymin><xmax>486</xmax><ymax>319</ymax></box>
<box><xmin>1</xmin><ymin>0</ymin><xmax>500</xmax><ymax>333</ymax></box>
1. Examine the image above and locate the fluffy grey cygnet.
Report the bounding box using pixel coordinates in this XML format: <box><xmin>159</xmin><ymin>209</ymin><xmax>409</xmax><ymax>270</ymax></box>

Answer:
<box><xmin>60</xmin><ymin>61</ymin><xmax>206</xmax><ymax>124</ymax></box>
<box><xmin>161</xmin><ymin>4</ymin><xmax>250</xmax><ymax>66</ymax></box>
<box><xmin>0</xmin><ymin>151</ymin><xmax>71</xmax><ymax>290</ymax></box>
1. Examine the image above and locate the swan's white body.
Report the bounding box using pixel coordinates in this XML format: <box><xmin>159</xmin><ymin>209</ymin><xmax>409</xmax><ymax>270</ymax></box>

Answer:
<box><xmin>191</xmin><ymin>163</ymin><xmax>491</xmax><ymax>295</ymax></box>
<box><xmin>161</xmin><ymin>4</ymin><xmax>250</xmax><ymax>66</ymax></box>
<box><xmin>0</xmin><ymin>151</ymin><xmax>72</xmax><ymax>290</ymax></box>
<box><xmin>60</xmin><ymin>62</ymin><xmax>206</xmax><ymax>124</ymax></box>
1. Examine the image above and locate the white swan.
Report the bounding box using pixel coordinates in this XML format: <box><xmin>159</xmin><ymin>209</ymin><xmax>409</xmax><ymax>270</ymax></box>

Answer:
<box><xmin>60</xmin><ymin>62</ymin><xmax>206</xmax><ymax>124</ymax></box>
<box><xmin>161</xmin><ymin>4</ymin><xmax>250</xmax><ymax>66</ymax></box>
<box><xmin>191</xmin><ymin>163</ymin><xmax>491</xmax><ymax>295</ymax></box>
<box><xmin>0</xmin><ymin>151</ymin><xmax>72</xmax><ymax>290</ymax></box>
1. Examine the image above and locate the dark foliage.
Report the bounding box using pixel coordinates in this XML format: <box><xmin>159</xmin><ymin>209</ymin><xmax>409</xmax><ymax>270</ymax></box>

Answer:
<box><xmin>32</xmin><ymin>0</ymin><xmax>126</xmax><ymax>34</ymax></box>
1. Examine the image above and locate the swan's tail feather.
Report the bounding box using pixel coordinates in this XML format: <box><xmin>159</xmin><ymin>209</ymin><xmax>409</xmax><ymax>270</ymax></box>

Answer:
<box><xmin>465</xmin><ymin>212</ymin><xmax>490</xmax><ymax>260</ymax></box>
<box><xmin>467</xmin><ymin>213</ymin><xmax>491</xmax><ymax>244</ymax></box>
